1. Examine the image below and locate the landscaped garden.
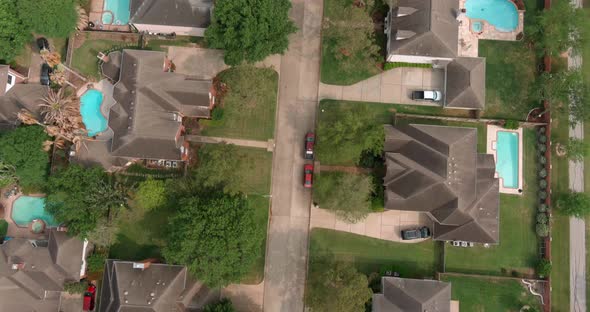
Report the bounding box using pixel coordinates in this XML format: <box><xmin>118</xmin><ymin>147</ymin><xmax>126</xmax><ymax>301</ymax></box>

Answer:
<box><xmin>441</xmin><ymin>274</ymin><xmax>543</xmax><ymax>311</ymax></box>
<box><xmin>200</xmin><ymin>66</ymin><xmax>279</xmax><ymax>141</ymax></box>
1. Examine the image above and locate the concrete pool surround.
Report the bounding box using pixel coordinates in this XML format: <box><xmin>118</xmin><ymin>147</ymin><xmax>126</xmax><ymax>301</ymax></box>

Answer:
<box><xmin>487</xmin><ymin>125</ymin><xmax>524</xmax><ymax>195</ymax></box>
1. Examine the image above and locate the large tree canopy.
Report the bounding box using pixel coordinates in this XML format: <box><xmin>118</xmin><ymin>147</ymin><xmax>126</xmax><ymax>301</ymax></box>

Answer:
<box><xmin>205</xmin><ymin>0</ymin><xmax>297</xmax><ymax>65</ymax></box>
<box><xmin>0</xmin><ymin>126</ymin><xmax>50</xmax><ymax>189</ymax></box>
<box><xmin>135</xmin><ymin>177</ymin><xmax>167</xmax><ymax>210</ymax></box>
<box><xmin>314</xmin><ymin>172</ymin><xmax>373</xmax><ymax>222</ymax></box>
<box><xmin>0</xmin><ymin>0</ymin><xmax>30</xmax><ymax>61</ymax></box>
<box><xmin>163</xmin><ymin>192</ymin><xmax>263</xmax><ymax>287</ymax></box>
<box><xmin>46</xmin><ymin>165</ymin><xmax>125</xmax><ymax>236</ymax></box>
<box><xmin>16</xmin><ymin>0</ymin><xmax>78</xmax><ymax>38</ymax></box>
<box><xmin>532</xmin><ymin>0</ymin><xmax>588</xmax><ymax>56</ymax></box>
<box><xmin>556</xmin><ymin>192</ymin><xmax>590</xmax><ymax>218</ymax></box>
<box><xmin>193</xmin><ymin>144</ymin><xmax>247</xmax><ymax>195</ymax></box>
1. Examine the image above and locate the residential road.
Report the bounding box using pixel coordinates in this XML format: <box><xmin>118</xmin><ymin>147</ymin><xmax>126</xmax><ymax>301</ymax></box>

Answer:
<box><xmin>262</xmin><ymin>0</ymin><xmax>323</xmax><ymax>311</ymax></box>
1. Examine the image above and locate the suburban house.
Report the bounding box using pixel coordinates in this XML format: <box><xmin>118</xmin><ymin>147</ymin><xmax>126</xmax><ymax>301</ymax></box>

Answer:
<box><xmin>99</xmin><ymin>260</ymin><xmax>219</xmax><ymax>311</ymax></box>
<box><xmin>372</xmin><ymin>277</ymin><xmax>453</xmax><ymax>312</ymax></box>
<box><xmin>129</xmin><ymin>0</ymin><xmax>213</xmax><ymax>36</ymax></box>
<box><xmin>74</xmin><ymin>49</ymin><xmax>216</xmax><ymax>169</ymax></box>
<box><xmin>0</xmin><ymin>229</ymin><xmax>87</xmax><ymax>312</ymax></box>
<box><xmin>383</xmin><ymin>124</ymin><xmax>500</xmax><ymax>244</ymax></box>
<box><xmin>384</xmin><ymin>0</ymin><xmax>486</xmax><ymax>110</ymax></box>
<box><xmin>0</xmin><ymin>65</ymin><xmax>46</xmax><ymax>129</ymax></box>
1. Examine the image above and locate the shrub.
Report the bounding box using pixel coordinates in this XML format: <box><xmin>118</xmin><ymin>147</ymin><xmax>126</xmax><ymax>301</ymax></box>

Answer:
<box><xmin>537</xmin><ymin>259</ymin><xmax>552</xmax><ymax>278</ymax></box>
<box><xmin>538</xmin><ymin>135</ymin><xmax>547</xmax><ymax>143</ymax></box>
<box><xmin>539</xmin><ymin>168</ymin><xmax>547</xmax><ymax>178</ymax></box>
<box><xmin>539</xmin><ymin>179</ymin><xmax>548</xmax><ymax>189</ymax></box>
<box><xmin>87</xmin><ymin>252</ymin><xmax>107</xmax><ymax>273</ymax></box>
<box><xmin>538</xmin><ymin>127</ymin><xmax>546</xmax><ymax>134</ymax></box>
<box><xmin>538</xmin><ymin>203</ymin><xmax>548</xmax><ymax>212</ymax></box>
<box><xmin>538</xmin><ymin>143</ymin><xmax>547</xmax><ymax>153</ymax></box>
<box><xmin>383</xmin><ymin>62</ymin><xmax>431</xmax><ymax>70</ymax></box>
<box><xmin>537</xmin><ymin>213</ymin><xmax>548</xmax><ymax>224</ymax></box>
<box><xmin>212</xmin><ymin>107</ymin><xmax>224</xmax><ymax>120</ymax></box>
<box><xmin>536</xmin><ymin>223</ymin><xmax>549</xmax><ymax>237</ymax></box>
<box><xmin>539</xmin><ymin>191</ymin><xmax>548</xmax><ymax>200</ymax></box>
<box><xmin>539</xmin><ymin>156</ymin><xmax>547</xmax><ymax>165</ymax></box>
<box><xmin>63</xmin><ymin>281</ymin><xmax>88</xmax><ymax>294</ymax></box>
<box><xmin>504</xmin><ymin>119</ymin><xmax>519</xmax><ymax>129</ymax></box>
<box><xmin>135</xmin><ymin>177</ymin><xmax>167</xmax><ymax>211</ymax></box>
<box><xmin>556</xmin><ymin>192</ymin><xmax>590</xmax><ymax>218</ymax></box>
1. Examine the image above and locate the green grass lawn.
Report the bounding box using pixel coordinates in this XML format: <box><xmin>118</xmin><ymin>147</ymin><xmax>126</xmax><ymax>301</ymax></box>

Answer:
<box><xmin>320</xmin><ymin>0</ymin><xmax>383</xmax><ymax>85</ymax></box>
<box><xmin>200</xmin><ymin>66</ymin><xmax>278</xmax><ymax>141</ymax></box>
<box><xmin>0</xmin><ymin>220</ymin><xmax>7</xmax><ymax>238</ymax></box>
<box><xmin>441</xmin><ymin>275</ymin><xmax>543</xmax><ymax>311</ymax></box>
<box><xmin>309</xmin><ymin>228</ymin><xmax>437</xmax><ymax>278</ymax></box>
<box><xmin>144</xmin><ymin>36</ymin><xmax>204</xmax><ymax>52</ymax></box>
<box><xmin>445</xmin><ymin>129</ymin><xmax>539</xmax><ymax>276</ymax></box>
<box><xmin>71</xmin><ymin>39</ymin><xmax>136</xmax><ymax>80</ymax></box>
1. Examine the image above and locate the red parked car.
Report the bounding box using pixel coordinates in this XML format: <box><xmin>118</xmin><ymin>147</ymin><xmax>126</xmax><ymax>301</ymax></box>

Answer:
<box><xmin>304</xmin><ymin>132</ymin><xmax>315</xmax><ymax>159</ymax></box>
<box><xmin>83</xmin><ymin>284</ymin><xmax>97</xmax><ymax>311</ymax></box>
<box><xmin>304</xmin><ymin>164</ymin><xmax>314</xmax><ymax>188</ymax></box>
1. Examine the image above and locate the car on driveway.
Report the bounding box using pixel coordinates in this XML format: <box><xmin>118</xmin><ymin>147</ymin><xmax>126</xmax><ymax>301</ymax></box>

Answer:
<box><xmin>401</xmin><ymin>226</ymin><xmax>431</xmax><ymax>240</ymax></box>
<box><xmin>83</xmin><ymin>283</ymin><xmax>96</xmax><ymax>311</ymax></box>
<box><xmin>304</xmin><ymin>164</ymin><xmax>314</xmax><ymax>188</ymax></box>
<box><xmin>36</xmin><ymin>37</ymin><xmax>49</xmax><ymax>51</ymax></box>
<box><xmin>411</xmin><ymin>90</ymin><xmax>442</xmax><ymax>102</ymax></box>
<box><xmin>40</xmin><ymin>63</ymin><xmax>51</xmax><ymax>86</ymax></box>
<box><xmin>304</xmin><ymin>132</ymin><xmax>315</xmax><ymax>159</ymax></box>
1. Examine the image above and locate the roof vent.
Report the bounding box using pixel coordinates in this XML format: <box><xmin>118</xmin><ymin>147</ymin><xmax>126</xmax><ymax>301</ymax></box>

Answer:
<box><xmin>132</xmin><ymin>262</ymin><xmax>146</xmax><ymax>269</ymax></box>
<box><xmin>124</xmin><ymin>290</ymin><xmax>128</xmax><ymax>295</ymax></box>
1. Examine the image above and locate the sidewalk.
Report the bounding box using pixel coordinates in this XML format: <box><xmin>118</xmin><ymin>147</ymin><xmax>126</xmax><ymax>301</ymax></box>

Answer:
<box><xmin>185</xmin><ymin>135</ymin><xmax>274</xmax><ymax>151</ymax></box>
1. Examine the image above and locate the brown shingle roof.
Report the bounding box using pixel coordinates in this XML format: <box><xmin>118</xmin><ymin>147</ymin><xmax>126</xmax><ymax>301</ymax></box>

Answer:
<box><xmin>445</xmin><ymin>57</ymin><xmax>486</xmax><ymax>109</ymax></box>
<box><xmin>372</xmin><ymin>277</ymin><xmax>451</xmax><ymax>312</ymax></box>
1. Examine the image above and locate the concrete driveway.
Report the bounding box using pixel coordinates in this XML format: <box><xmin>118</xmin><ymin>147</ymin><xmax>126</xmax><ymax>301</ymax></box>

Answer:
<box><xmin>310</xmin><ymin>207</ymin><xmax>433</xmax><ymax>243</ymax></box>
<box><xmin>319</xmin><ymin>67</ymin><xmax>444</xmax><ymax>105</ymax></box>
<box><xmin>166</xmin><ymin>47</ymin><xmax>228</xmax><ymax>79</ymax></box>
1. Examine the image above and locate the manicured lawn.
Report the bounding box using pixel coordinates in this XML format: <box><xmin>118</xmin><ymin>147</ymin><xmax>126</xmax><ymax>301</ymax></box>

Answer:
<box><xmin>551</xmin><ymin>108</ymin><xmax>570</xmax><ymax>311</ymax></box>
<box><xmin>441</xmin><ymin>275</ymin><xmax>543</xmax><ymax>311</ymax></box>
<box><xmin>320</xmin><ymin>0</ymin><xmax>383</xmax><ymax>85</ymax></box>
<box><xmin>200</xmin><ymin>66</ymin><xmax>278</xmax><ymax>141</ymax></box>
<box><xmin>309</xmin><ymin>228</ymin><xmax>437</xmax><ymax>278</ymax></box>
<box><xmin>71</xmin><ymin>39</ymin><xmax>137</xmax><ymax>80</ymax></box>
<box><xmin>445</xmin><ymin>129</ymin><xmax>539</xmax><ymax>276</ymax></box>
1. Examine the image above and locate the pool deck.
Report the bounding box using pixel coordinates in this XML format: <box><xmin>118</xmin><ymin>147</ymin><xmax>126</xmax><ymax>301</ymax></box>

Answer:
<box><xmin>486</xmin><ymin>125</ymin><xmax>524</xmax><ymax>195</ymax></box>
<box><xmin>458</xmin><ymin>0</ymin><xmax>525</xmax><ymax>57</ymax></box>
<box><xmin>0</xmin><ymin>190</ymin><xmax>51</xmax><ymax>239</ymax></box>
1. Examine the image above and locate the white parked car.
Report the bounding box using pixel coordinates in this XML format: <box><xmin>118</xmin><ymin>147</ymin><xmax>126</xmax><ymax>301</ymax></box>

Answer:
<box><xmin>411</xmin><ymin>90</ymin><xmax>443</xmax><ymax>102</ymax></box>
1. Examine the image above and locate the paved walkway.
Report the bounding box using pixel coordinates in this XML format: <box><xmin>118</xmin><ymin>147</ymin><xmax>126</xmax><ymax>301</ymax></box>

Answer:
<box><xmin>319</xmin><ymin>67</ymin><xmax>443</xmax><ymax>105</ymax></box>
<box><xmin>262</xmin><ymin>0</ymin><xmax>323</xmax><ymax>310</ymax></box>
<box><xmin>310</xmin><ymin>207</ymin><xmax>432</xmax><ymax>243</ymax></box>
<box><xmin>185</xmin><ymin>135</ymin><xmax>273</xmax><ymax>151</ymax></box>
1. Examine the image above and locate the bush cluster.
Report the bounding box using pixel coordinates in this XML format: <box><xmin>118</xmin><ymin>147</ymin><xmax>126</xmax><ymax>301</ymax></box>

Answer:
<box><xmin>536</xmin><ymin>127</ymin><xmax>550</xmax><ymax>238</ymax></box>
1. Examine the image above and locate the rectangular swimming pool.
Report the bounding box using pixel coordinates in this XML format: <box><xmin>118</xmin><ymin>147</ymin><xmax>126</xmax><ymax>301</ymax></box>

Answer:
<box><xmin>496</xmin><ymin>131</ymin><xmax>519</xmax><ymax>188</ymax></box>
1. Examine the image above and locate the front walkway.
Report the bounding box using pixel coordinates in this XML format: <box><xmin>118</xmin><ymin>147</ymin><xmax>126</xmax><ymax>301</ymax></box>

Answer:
<box><xmin>185</xmin><ymin>135</ymin><xmax>274</xmax><ymax>151</ymax></box>
<box><xmin>319</xmin><ymin>67</ymin><xmax>444</xmax><ymax>105</ymax></box>
<box><xmin>310</xmin><ymin>207</ymin><xmax>433</xmax><ymax>243</ymax></box>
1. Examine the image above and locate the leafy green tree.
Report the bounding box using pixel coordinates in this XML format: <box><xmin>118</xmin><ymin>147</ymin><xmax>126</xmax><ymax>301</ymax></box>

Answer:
<box><xmin>86</xmin><ymin>252</ymin><xmax>107</xmax><ymax>273</ymax></box>
<box><xmin>306</xmin><ymin>260</ymin><xmax>372</xmax><ymax>312</ymax></box>
<box><xmin>314</xmin><ymin>172</ymin><xmax>373</xmax><ymax>222</ymax></box>
<box><xmin>564</xmin><ymin>138</ymin><xmax>588</xmax><ymax>162</ymax></box>
<box><xmin>538</xmin><ymin>69</ymin><xmax>590</xmax><ymax>125</ymax></box>
<box><xmin>205</xmin><ymin>0</ymin><xmax>296</xmax><ymax>65</ymax></box>
<box><xmin>204</xmin><ymin>299</ymin><xmax>235</xmax><ymax>312</ymax></box>
<box><xmin>163</xmin><ymin>192</ymin><xmax>262</xmax><ymax>287</ymax></box>
<box><xmin>135</xmin><ymin>177</ymin><xmax>167</xmax><ymax>210</ymax></box>
<box><xmin>0</xmin><ymin>126</ymin><xmax>50</xmax><ymax>190</ymax></box>
<box><xmin>86</xmin><ymin>218</ymin><xmax>119</xmax><ymax>247</ymax></box>
<box><xmin>533</xmin><ymin>0</ymin><xmax>588</xmax><ymax>57</ymax></box>
<box><xmin>317</xmin><ymin>105</ymin><xmax>384</xmax><ymax>165</ymax></box>
<box><xmin>556</xmin><ymin>192</ymin><xmax>590</xmax><ymax>218</ymax></box>
<box><xmin>46</xmin><ymin>165</ymin><xmax>123</xmax><ymax>236</ymax></box>
<box><xmin>193</xmin><ymin>144</ymin><xmax>247</xmax><ymax>195</ymax></box>
<box><xmin>0</xmin><ymin>0</ymin><xmax>30</xmax><ymax>61</ymax></box>
<box><xmin>537</xmin><ymin>259</ymin><xmax>552</xmax><ymax>278</ymax></box>
<box><xmin>16</xmin><ymin>0</ymin><xmax>78</xmax><ymax>38</ymax></box>
<box><xmin>0</xmin><ymin>160</ymin><xmax>16</xmax><ymax>188</ymax></box>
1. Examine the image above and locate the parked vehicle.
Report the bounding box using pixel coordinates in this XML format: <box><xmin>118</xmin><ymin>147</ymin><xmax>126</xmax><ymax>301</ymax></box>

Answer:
<box><xmin>40</xmin><ymin>63</ymin><xmax>51</xmax><ymax>86</ymax></box>
<box><xmin>304</xmin><ymin>132</ymin><xmax>315</xmax><ymax>159</ymax></box>
<box><xmin>303</xmin><ymin>164</ymin><xmax>314</xmax><ymax>188</ymax></box>
<box><xmin>401</xmin><ymin>226</ymin><xmax>431</xmax><ymax>240</ymax></box>
<box><xmin>83</xmin><ymin>284</ymin><xmax>97</xmax><ymax>311</ymax></box>
<box><xmin>411</xmin><ymin>90</ymin><xmax>442</xmax><ymax>102</ymax></box>
<box><xmin>36</xmin><ymin>37</ymin><xmax>49</xmax><ymax>51</ymax></box>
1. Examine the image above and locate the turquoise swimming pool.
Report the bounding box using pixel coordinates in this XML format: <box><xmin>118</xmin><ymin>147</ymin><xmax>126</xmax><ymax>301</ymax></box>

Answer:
<box><xmin>496</xmin><ymin>131</ymin><xmax>519</xmax><ymax>188</ymax></box>
<box><xmin>102</xmin><ymin>0</ymin><xmax>130</xmax><ymax>25</ymax></box>
<box><xmin>12</xmin><ymin>196</ymin><xmax>59</xmax><ymax>227</ymax></box>
<box><xmin>80</xmin><ymin>89</ymin><xmax>107</xmax><ymax>137</ymax></box>
<box><xmin>465</xmin><ymin>0</ymin><xmax>519</xmax><ymax>32</ymax></box>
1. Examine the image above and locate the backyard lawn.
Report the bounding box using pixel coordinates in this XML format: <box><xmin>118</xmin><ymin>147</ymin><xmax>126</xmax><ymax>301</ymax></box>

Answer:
<box><xmin>143</xmin><ymin>36</ymin><xmax>204</xmax><ymax>52</ymax></box>
<box><xmin>441</xmin><ymin>274</ymin><xmax>543</xmax><ymax>311</ymax></box>
<box><xmin>71</xmin><ymin>38</ymin><xmax>138</xmax><ymax>80</ymax></box>
<box><xmin>309</xmin><ymin>228</ymin><xmax>437</xmax><ymax>278</ymax></box>
<box><xmin>445</xmin><ymin>129</ymin><xmax>539</xmax><ymax>276</ymax></box>
<box><xmin>200</xmin><ymin>66</ymin><xmax>278</xmax><ymax>141</ymax></box>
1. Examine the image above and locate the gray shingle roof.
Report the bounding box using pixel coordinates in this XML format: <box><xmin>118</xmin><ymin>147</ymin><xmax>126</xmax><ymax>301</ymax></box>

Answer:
<box><xmin>99</xmin><ymin>260</ymin><xmax>219</xmax><ymax>312</ymax></box>
<box><xmin>445</xmin><ymin>57</ymin><xmax>486</xmax><ymax>109</ymax></box>
<box><xmin>0</xmin><ymin>84</ymin><xmax>47</xmax><ymax>127</ymax></box>
<box><xmin>106</xmin><ymin>49</ymin><xmax>212</xmax><ymax>160</ymax></box>
<box><xmin>372</xmin><ymin>277</ymin><xmax>451</xmax><ymax>312</ymax></box>
<box><xmin>0</xmin><ymin>229</ymin><xmax>84</xmax><ymax>311</ymax></box>
<box><xmin>130</xmin><ymin>0</ymin><xmax>212</xmax><ymax>28</ymax></box>
<box><xmin>387</xmin><ymin>0</ymin><xmax>460</xmax><ymax>58</ymax></box>
<box><xmin>384</xmin><ymin>124</ymin><xmax>499</xmax><ymax>244</ymax></box>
